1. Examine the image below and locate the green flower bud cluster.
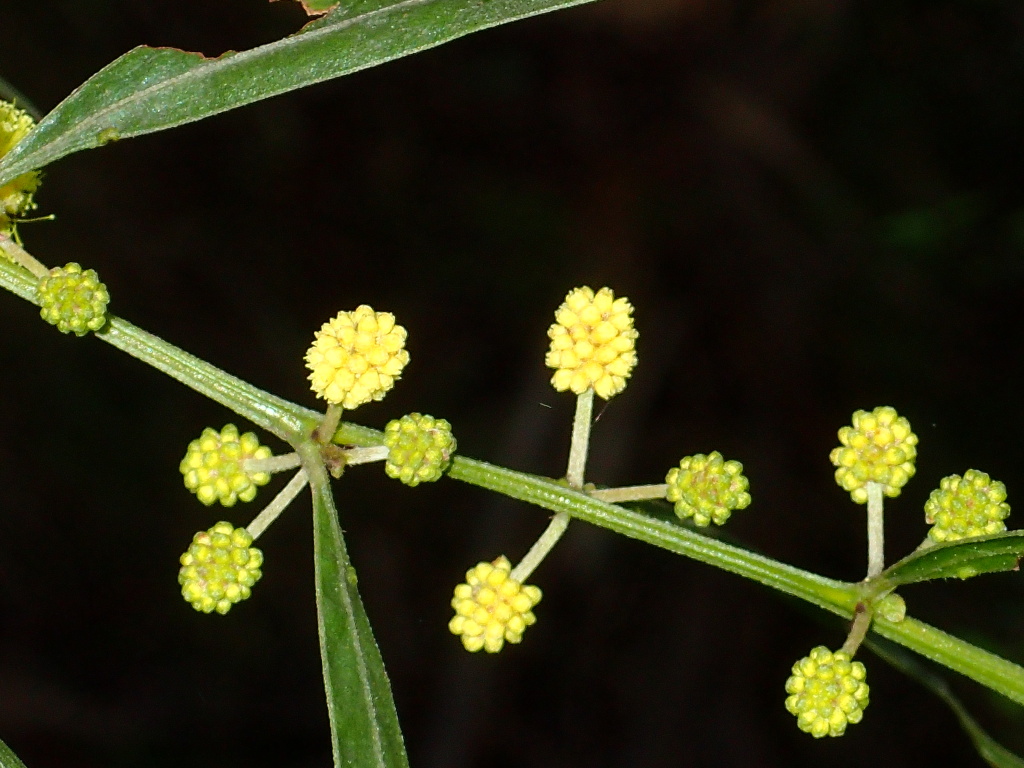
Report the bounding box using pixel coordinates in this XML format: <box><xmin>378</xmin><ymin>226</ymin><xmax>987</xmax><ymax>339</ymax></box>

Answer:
<box><xmin>36</xmin><ymin>262</ymin><xmax>109</xmax><ymax>336</ymax></box>
<box><xmin>383</xmin><ymin>413</ymin><xmax>457</xmax><ymax>486</ymax></box>
<box><xmin>180</xmin><ymin>424</ymin><xmax>273</xmax><ymax>506</ymax></box>
<box><xmin>179</xmin><ymin>522</ymin><xmax>263</xmax><ymax>615</ymax></box>
<box><xmin>665</xmin><ymin>451</ymin><xmax>751</xmax><ymax>526</ymax></box>
<box><xmin>830</xmin><ymin>406</ymin><xmax>917</xmax><ymax>503</ymax></box>
<box><xmin>785</xmin><ymin>646</ymin><xmax>869</xmax><ymax>738</ymax></box>
<box><xmin>925</xmin><ymin>469</ymin><xmax>1010</xmax><ymax>544</ymax></box>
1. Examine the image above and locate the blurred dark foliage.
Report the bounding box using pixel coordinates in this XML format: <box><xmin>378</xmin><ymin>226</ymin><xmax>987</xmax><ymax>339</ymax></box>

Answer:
<box><xmin>2</xmin><ymin>0</ymin><xmax>1024</xmax><ymax>766</ymax></box>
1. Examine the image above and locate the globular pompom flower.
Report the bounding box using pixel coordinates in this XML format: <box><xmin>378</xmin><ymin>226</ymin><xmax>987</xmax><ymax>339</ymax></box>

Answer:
<box><xmin>178</xmin><ymin>521</ymin><xmax>264</xmax><ymax>615</ymax></box>
<box><xmin>665</xmin><ymin>451</ymin><xmax>751</xmax><ymax>526</ymax></box>
<box><xmin>305</xmin><ymin>305</ymin><xmax>409</xmax><ymax>410</ymax></box>
<box><xmin>830</xmin><ymin>406</ymin><xmax>918</xmax><ymax>504</ymax></box>
<box><xmin>449</xmin><ymin>556</ymin><xmax>542</xmax><ymax>653</ymax></box>
<box><xmin>383</xmin><ymin>413</ymin><xmax>457</xmax><ymax>486</ymax></box>
<box><xmin>179</xmin><ymin>424</ymin><xmax>273</xmax><ymax>506</ymax></box>
<box><xmin>545</xmin><ymin>286</ymin><xmax>637</xmax><ymax>400</ymax></box>
<box><xmin>925</xmin><ymin>469</ymin><xmax>1010</xmax><ymax>544</ymax></box>
<box><xmin>36</xmin><ymin>262</ymin><xmax>110</xmax><ymax>336</ymax></box>
<box><xmin>0</xmin><ymin>100</ymin><xmax>41</xmax><ymax>234</ymax></box>
<box><xmin>785</xmin><ymin>646</ymin><xmax>870</xmax><ymax>738</ymax></box>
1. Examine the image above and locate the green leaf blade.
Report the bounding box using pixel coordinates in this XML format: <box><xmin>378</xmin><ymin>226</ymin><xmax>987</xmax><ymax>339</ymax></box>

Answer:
<box><xmin>0</xmin><ymin>0</ymin><xmax>599</xmax><ymax>188</ymax></box>
<box><xmin>0</xmin><ymin>738</ymin><xmax>29</xmax><ymax>768</ymax></box>
<box><xmin>308</xmin><ymin>459</ymin><xmax>409</xmax><ymax>768</ymax></box>
<box><xmin>868</xmin><ymin>637</ymin><xmax>1024</xmax><ymax>768</ymax></box>
<box><xmin>881</xmin><ymin>531</ymin><xmax>1024</xmax><ymax>586</ymax></box>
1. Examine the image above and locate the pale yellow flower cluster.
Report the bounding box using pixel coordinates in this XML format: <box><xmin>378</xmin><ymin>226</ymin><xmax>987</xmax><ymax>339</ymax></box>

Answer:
<box><xmin>0</xmin><ymin>100</ymin><xmax>41</xmax><ymax>234</ymax></box>
<box><xmin>449</xmin><ymin>557</ymin><xmax>542</xmax><ymax>653</ymax></box>
<box><xmin>305</xmin><ymin>305</ymin><xmax>409</xmax><ymax>409</ymax></box>
<box><xmin>545</xmin><ymin>286</ymin><xmax>637</xmax><ymax>399</ymax></box>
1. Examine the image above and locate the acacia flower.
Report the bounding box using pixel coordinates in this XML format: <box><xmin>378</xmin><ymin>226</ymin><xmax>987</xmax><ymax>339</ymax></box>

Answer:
<box><xmin>0</xmin><ymin>100</ymin><xmax>41</xmax><ymax>235</ymax></box>
<box><xmin>37</xmin><ymin>262</ymin><xmax>109</xmax><ymax>336</ymax></box>
<box><xmin>179</xmin><ymin>424</ymin><xmax>273</xmax><ymax>506</ymax></box>
<box><xmin>545</xmin><ymin>286</ymin><xmax>637</xmax><ymax>400</ymax></box>
<box><xmin>305</xmin><ymin>305</ymin><xmax>409</xmax><ymax>409</ymax></box>
<box><xmin>449</xmin><ymin>556</ymin><xmax>542</xmax><ymax>653</ymax></box>
<box><xmin>383</xmin><ymin>413</ymin><xmax>457</xmax><ymax>486</ymax></box>
<box><xmin>925</xmin><ymin>469</ymin><xmax>1010</xmax><ymax>544</ymax></box>
<box><xmin>665</xmin><ymin>451</ymin><xmax>751</xmax><ymax>526</ymax></box>
<box><xmin>830</xmin><ymin>406</ymin><xmax>917</xmax><ymax>503</ymax></box>
<box><xmin>785</xmin><ymin>646</ymin><xmax>869</xmax><ymax>738</ymax></box>
<box><xmin>179</xmin><ymin>522</ymin><xmax>264</xmax><ymax>615</ymax></box>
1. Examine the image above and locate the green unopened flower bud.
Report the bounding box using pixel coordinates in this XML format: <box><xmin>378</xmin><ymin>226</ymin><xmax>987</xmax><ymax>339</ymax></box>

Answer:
<box><xmin>36</xmin><ymin>262</ymin><xmax>109</xmax><ymax>336</ymax></box>
<box><xmin>785</xmin><ymin>646</ymin><xmax>869</xmax><ymax>738</ymax></box>
<box><xmin>665</xmin><ymin>451</ymin><xmax>751</xmax><ymax>526</ymax></box>
<box><xmin>180</xmin><ymin>424</ymin><xmax>273</xmax><ymax>506</ymax></box>
<box><xmin>178</xmin><ymin>522</ymin><xmax>263</xmax><ymax>615</ymax></box>
<box><xmin>925</xmin><ymin>469</ymin><xmax>1010</xmax><ymax>544</ymax></box>
<box><xmin>383</xmin><ymin>413</ymin><xmax>457</xmax><ymax>486</ymax></box>
<box><xmin>830</xmin><ymin>406</ymin><xmax>917</xmax><ymax>503</ymax></box>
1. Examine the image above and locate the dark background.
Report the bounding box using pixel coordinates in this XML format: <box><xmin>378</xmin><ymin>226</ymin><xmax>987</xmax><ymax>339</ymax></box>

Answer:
<box><xmin>2</xmin><ymin>0</ymin><xmax>1024</xmax><ymax>765</ymax></box>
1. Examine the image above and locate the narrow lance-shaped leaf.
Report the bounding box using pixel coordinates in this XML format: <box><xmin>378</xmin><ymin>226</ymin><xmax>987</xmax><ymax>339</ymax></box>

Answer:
<box><xmin>881</xmin><ymin>530</ymin><xmax>1024</xmax><ymax>586</ymax></box>
<box><xmin>306</xmin><ymin>453</ymin><xmax>409</xmax><ymax>768</ymax></box>
<box><xmin>0</xmin><ymin>0</ymin><xmax>600</xmax><ymax>189</ymax></box>
<box><xmin>867</xmin><ymin>637</ymin><xmax>1024</xmax><ymax>768</ymax></box>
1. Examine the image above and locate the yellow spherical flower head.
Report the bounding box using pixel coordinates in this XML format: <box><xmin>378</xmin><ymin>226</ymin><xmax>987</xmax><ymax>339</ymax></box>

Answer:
<box><xmin>305</xmin><ymin>305</ymin><xmax>409</xmax><ymax>410</ymax></box>
<box><xmin>545</xmin><ymin>286</ymin><xmax>637</xmax><ymax>400</ymax></box>
<box><xmin>925</xmin><ymin>469</ymin><xmax>1010</xmax><ymax>544</ymax></box>
<box><xmin>830</xmin><ymin>406</ymin><xmax>918</xmax><ymax>504</ymax></box>
<box><xmin>383</xmin><ymin>413</ymin><xmax>457</xmax><ymax>486</ymax></box>
<box><xmin>0</xmin><ymin>100</ymin><xmax>41</xmax><ymax>235</ymax></box>
<box><xmin>179</xmin><ymin>424</ymin><xmax>273</xmax><ymax>507</ymax></box>
<box><xmin>785</xmin><ymin>646</ymin><xmax>869</xmax><ymax>738</ymax></box>
<box><xmin>179</xmin><ymin>522</ymin><xmax>263</xmax><ymax>615</ymax></box>
<box><xmin>665</xmin><ymin>451</ymin><xmax>751</xmax><ymax>526</ymax></box>
<box><xmin>449</xmin><ymin>556</ymin><xmax>542</xmax><ymax>653</ymax></box>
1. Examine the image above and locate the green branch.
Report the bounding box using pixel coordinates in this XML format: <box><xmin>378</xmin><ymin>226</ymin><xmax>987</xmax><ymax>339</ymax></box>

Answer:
<box><xmin>2</xmin><ymin>256</ymin><xmax>1023</xmax><ymax>711</ymax></box>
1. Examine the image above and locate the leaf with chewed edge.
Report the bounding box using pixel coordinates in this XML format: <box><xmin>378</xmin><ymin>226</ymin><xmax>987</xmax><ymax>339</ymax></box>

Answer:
<box><xmin>0</xmin><ymin>0</ymin><xmax>599</xmax><ymax>189</ymax></box>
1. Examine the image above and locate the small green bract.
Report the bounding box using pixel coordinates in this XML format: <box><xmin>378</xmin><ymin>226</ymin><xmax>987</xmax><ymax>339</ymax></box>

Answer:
<box><xmin>665</xmin><ymin>451</ymin><xmax>750</xmax><ymax>526</ymax></box>
<box><xmin>36</xmin><ymin>262</ymin><xmax>109</xmax><ymax>336</ymax></box>
<box><xmin>180</xmin><ymin>424</ymin><xmax>273</xmax><ymax>506</ymax></box>
<box><xmin>785</xmin><ymin>646</ymin><xmax>869</xmax><ymax>738</ymax></box>
<box><xmin>179</xmin><ymin>521</ymin><xmax>263</xmax><ymax>615</ymax></box>
<box><xmin>925</xmin><ymin>469</ymin><xmax>1010</xmax><ymax>543</ymax></box>
<box><xmin>383</xmin><ymin>413</ymin><xmax>456</xmax><ymax>486</ymax></box>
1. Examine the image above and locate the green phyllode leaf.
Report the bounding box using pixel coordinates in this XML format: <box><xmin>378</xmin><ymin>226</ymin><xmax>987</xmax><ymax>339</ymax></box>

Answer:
<box><xmin>308</xmin><ymin>457</ymin><xmax>409</xmax><ymax>768</ymax></box>
<box><xmin>881</xmin><ymin>531</ymin><xmax>1024</xmax><ymax>586</ymax></box>
<box><xmin>0</xmin><ymin>738</ymin><xmax>28</xmax><ymax>768</ymax></box>
<box><xmin>868</xmin><ymin>638</ymin><xmax>1024</xmax><ymax>768</ymax></box>
<box><xmin>0</xmin><ymin>0</ymin><xmax>599</xmax><ymax>189</ymax></box>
